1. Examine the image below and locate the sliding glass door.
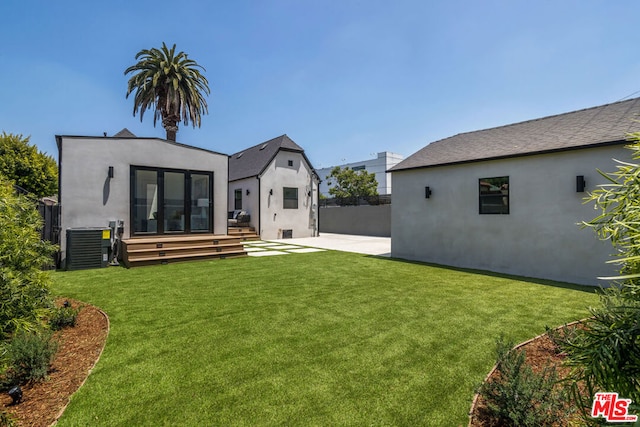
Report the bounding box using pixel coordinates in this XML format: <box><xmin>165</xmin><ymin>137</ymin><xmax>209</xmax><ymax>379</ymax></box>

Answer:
<box><xmin>190</xmin><ymin>173</ymin><xmax>211</xmax><ymax>232</ymax></box>
<box><xmin>131</xmin><ymin>167</ymin><xmax>213</xmax><ymax>235</ymax></box>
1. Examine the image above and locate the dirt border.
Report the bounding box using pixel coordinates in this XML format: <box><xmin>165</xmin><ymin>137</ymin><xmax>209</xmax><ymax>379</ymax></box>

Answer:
<box><xmin>468</xmin><ymin>320</ymin><xmax>583</xmax><ymax>426</ymax></box>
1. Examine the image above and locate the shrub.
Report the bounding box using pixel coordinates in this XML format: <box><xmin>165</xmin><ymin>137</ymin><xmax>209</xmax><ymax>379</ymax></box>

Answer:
<box><xmin>4</xmin><ymin>330</ymin><xmax>58</xmax><ymax>384</ymax></box>
<box><xmin>556</xmin><ymin>135</ymin><xmax>640</xmax><ymax>417</ymax></box>
<box><xmin>0</xmin><ymin>176</ymin><xmax>56</xmax><ymax>339</ymax></box>
<box><xmin>0</xmin><ymin>411</ymin><xmax>15</xmax><ymax>427</ymax></box>
<box><xmin>477</xmin><ymin>337</ymin><xmax>572</xmax><ymax>426</ymax></box>
<box><xmin>49</xmin><ymin>305</ymin><xmax>80</xmax><ymax>330</ymax></box>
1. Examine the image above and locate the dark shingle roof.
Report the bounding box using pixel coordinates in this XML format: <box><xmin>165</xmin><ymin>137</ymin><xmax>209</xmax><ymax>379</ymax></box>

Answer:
<box><xmin>113</xmin><ymin>128</ymin><xmax>136</xmax><ymax>138</ymax></box>
<box><xmin>391</xmin><ymin>97</ymin><xmax>640</xmax><ymax>172</ymax></box>
<box><xmin>229</xmin><ymin>134</ymin><xmax>307</xmax><ymax>181</ymax></box>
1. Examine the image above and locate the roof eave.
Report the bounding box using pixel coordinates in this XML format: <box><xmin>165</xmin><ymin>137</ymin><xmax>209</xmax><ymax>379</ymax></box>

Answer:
<box><xmin>390</xmin><ymin>139</ymin><xmax>629</xmax><ymax>173</ymax></box>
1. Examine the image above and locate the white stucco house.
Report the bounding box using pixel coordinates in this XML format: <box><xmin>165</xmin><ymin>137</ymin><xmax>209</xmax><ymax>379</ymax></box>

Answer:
<box><xmin>56</xmin><ymin>129</ymin><xmax>229</xmax><ymax>268</ymax></box>
<box><xmin>389</xmin><ymin>98</ymin><xmax>640</xmax><ymax>286</ymax></box>
<box><xmin>228</xmin><ymin>134</ymin><xmax>320</xmax><ymax>240</ymax></box>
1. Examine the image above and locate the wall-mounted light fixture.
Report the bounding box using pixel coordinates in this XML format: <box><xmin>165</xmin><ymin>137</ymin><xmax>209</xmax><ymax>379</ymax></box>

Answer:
<box><xmin>108</xmin><ymin>166</ymin><xmax>114</xmax><ymax>179</ymax></box>
<box><xmin>425</xmin><ymin>186</ymin><xmax>432</xmax><ymax>198</ymax></box>
<box><xmin>576</xmin><ymin>175</ymin><xmax>586</xmax><ymax>193</ymax></box>
<box><xmin>246</xmin><ymin>189</ymin><xmax>250</xmax><ymax>196</ymax></box>
<box><xmin>269</xmin><ymin>189</ymin><xmax>273</xmax><ymax>195</ymax></box>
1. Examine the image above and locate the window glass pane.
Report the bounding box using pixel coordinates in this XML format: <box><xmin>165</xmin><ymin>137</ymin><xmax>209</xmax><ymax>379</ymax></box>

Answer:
<box><xmin>283</xmin><ymin>187</ymin><xmax>298</xmax><ymax>209</ymax></box>
<box><xmin>164</xmin><ymin>172</ymin><xmax>185</xmax><ymax>231</ymax></box>
<box><xmin>133</xmin><ymin>170</ymin><xmax>158</xmax><ymax>233</ymax></box>
<box><xmin>479</xmin><ymin>176</ymin><xmax>509</xmax><ymax>214</ymax></box>
<box><xmin>191</xmin><ymin>174</ymin><xmax>210</xmax><ymax>231</ymax></box>
<box><xmin>234</xmin><ymin>189</ymin><xmax>242</xmax><ymax>210</ymax></box>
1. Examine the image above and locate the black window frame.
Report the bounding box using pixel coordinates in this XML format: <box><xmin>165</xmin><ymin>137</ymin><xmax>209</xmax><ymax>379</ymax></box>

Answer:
<box><xmin>479</xmin><ymin>176</ymin><xmax>509</xmax><ymax>215</ymax></box>
<box><xmin>283</xmin><ymin>187</ymin><xmax>298</xmax><ymax>209</ymax></box>
<box><xmin>130</xmin><ymin>166</ymin><xmax>214</xmax><ymax>235</ymax></box>
<box><xmin>234</xmin><ymin>189</ymin><xmax>242</xmax><ymax>210</ymax></box>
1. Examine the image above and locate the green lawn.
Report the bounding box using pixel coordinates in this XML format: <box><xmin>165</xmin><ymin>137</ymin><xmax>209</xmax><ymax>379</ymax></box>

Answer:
<box><xmin>52</xmin><ymin>251</ymin><xmax>598</xmax><ymax>426</ymax></box>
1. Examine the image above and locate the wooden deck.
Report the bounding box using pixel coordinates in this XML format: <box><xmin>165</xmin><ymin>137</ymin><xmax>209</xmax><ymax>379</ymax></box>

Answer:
<box><xmin>227</xmin><ymin>226</ymin><xmax>260</xmax><ymax>241</ymax></box>
<box><xmin>122</xmin><ymin>234</ymin><xmax>249</xmax><ymax>267</ymax></box>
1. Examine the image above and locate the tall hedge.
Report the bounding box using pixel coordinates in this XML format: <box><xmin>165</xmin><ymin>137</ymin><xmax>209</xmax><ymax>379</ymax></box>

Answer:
<box><xmin>0</xmin><ymin>177</ymin><xmax>55</xmax><ymax>339</ymax></box>
<box><xmin>0</xmin><ymin>132</ymin><xmax>57</xmax><ymax>198</ymax></box>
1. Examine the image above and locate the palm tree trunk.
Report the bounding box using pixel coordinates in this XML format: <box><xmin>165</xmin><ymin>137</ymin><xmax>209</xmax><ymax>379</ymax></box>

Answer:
<box><xmin>162</xmin><ymin>115</ymin><xmax>179</xmax><ymax>142</ymax></box>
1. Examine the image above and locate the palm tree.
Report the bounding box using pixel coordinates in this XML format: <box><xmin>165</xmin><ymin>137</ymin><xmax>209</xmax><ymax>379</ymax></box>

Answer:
<box><xmin>125</xmin><ymin>42</ymin><xmax>210</xmax><ymax>141</ymax></box>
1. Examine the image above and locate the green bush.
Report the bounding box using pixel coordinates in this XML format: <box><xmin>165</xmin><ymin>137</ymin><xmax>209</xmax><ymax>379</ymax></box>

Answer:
<box><xmin>0</xmin><ymin>411</ymin><xmax>16</xmax><ymax>427</ymax></box>
<box><xmin>477</xmin><ymin>337</ymin><xmax>572</xmax><ymax>427</ymax></box>
<box><xmin>49</xmin><ymin>305</ymin><xmax>80</xmax><ymax>330</ymax></box>
<box><xmin>557</xmin><ymin>135</ymin><xmax>640</xmax><ymax>415</ymax></box>
<box><xmin>0</xmin><ymin>176</ymin><xmax>56</xmax><ymax>339</ymax></box>
<box><xmin>4</xmin><ymin>330</ymin><xmax>58</xmax><ymax>384</ymax></box>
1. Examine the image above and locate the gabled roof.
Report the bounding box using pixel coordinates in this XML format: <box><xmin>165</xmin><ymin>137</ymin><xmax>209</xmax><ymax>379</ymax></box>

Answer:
<box><xmin>391</xmin><ymin>97</ymin><xmax>640</xmax><ymax>172</ymax></box>
<box><xmin>229</xmin><ymin>134</ymin><xmax>312</xmax><ymax>181</ymax></box>
<box><xmin>113</xmin><ymin>128</ymin><xmax>136</xmax><ymax>138</ymax></box>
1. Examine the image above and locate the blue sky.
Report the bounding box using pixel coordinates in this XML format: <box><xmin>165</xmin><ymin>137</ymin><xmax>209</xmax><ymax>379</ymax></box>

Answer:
<box><xmin>2</xmin><ymin>0</ymin><xmax>640</xmax><ymax>168</ymax></box>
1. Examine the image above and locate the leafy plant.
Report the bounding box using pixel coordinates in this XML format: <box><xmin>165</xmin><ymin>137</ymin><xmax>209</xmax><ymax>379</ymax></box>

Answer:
<box><xmin>557</xmin><ymin>135</ymin><xmax>640</xmax><ymax>410</ymax></box>
<box><xmin>0</xmin><ymin>177</ymin><xmax>56</xmax><ymax>339</ymax></box>
<box><xmin>0</xmin><ymin>132</ymin><xmax>57</xmax><ymax>198</ymax></box>
<box><xmin>0</xmin><ymin>410</ymin><xmax>16</xmax><ymax>427</ymax></box>
<box><xmin>3</xmin><ymin>329</ymin><xmax>58</xmax><ymax>384</ymax></box>
<box><xmin>49</xmin><ymin>305</ymin><xmax>80</xmax><ymax>330</ymax></box>
<box><xmin>326</xmin><ymin>166</ymin><xmax>378</xmax><ymax>205</ymax></box>
<box><xmin>477</xmin><ymin>336</ymin><xmax>572</xmax><ymax>426</ymax></box>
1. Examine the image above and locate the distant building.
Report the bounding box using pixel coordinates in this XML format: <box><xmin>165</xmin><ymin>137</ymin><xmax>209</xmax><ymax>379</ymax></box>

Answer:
<box><xmin>317</xmin><ymin>152</ymin><xmax>404</xmax><ymax>197</ymax></box>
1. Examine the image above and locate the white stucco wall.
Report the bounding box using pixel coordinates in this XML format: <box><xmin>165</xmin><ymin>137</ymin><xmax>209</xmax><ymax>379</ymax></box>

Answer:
<box><xmin>228</xmin><ymin>177</ymin><xmax>259</xmax><ymax>225</ymax></box>
<box><xmin>391</xmin><ymin>145</ymin><xmax>631</xmax><ymax>286</ymax></box>
<box><xmin>58</xmin><ymin>136</ymin><xmax>229</xmax><ymax>264</ymax></box>
<box><xmin>258</xmin><ymin>151</ymin><xmax>319</xmax><ymax>239</ymax></box>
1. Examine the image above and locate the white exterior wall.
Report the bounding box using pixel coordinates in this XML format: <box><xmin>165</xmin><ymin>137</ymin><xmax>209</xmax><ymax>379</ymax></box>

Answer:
<box><xmin>318</xmin><ymin>151</ymin><xmax>403</xmax><ymax>196</ymax></box>
<box><xmin>391</xmin><ymin>145</ymin><xmax>630</xmax><ymax>286</ymax></box>
<box><xmin>228</xmin><ymin>177</ymin><xmax>259</xmax><ymax>225</ymax></box>
<box><xmin>59</xmin><ymin>136</ymin><xmax>229</xmax><ymax>264</ymax></box>
<box><xmin>259</xmin><ymin>151</ymin><xmax>319</xmax><ymax>240</ymax></box>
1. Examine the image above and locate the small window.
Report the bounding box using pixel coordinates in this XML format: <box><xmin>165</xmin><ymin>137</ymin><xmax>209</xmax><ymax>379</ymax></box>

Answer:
<box><xmin>352</xmin><ymin>165</ymin><xmax>365</xmax><ymax>171</ymax></box>
<box><xmin>283</xmin><ymin>187</ymin><xmax>298</xmax><ymax>209</ymax></box>
<box><xmin>234</xmin><ymin>189</ymin><xmax>242</xmax><ymax>210</ymax></box>
<box><xmin>288</xmin><ymin>160</ymin><xmax>293</xmax><ymax>167</ymax></box>
<box><xmin>479</xmin><ymin>176</ymin><xmax>509</xmax><ymax>214</ymax></box>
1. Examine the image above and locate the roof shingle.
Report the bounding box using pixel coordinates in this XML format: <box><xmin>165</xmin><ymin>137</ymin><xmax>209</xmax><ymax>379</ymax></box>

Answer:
<box><xmin>229</xmin><ymin>134</ymin><xmax>306</xmax><ymax>181</ymax></box>
<box><xmin>391</xmin><ymin>97</ymin><xmax>640</xmax><ymax>171</ymax></box>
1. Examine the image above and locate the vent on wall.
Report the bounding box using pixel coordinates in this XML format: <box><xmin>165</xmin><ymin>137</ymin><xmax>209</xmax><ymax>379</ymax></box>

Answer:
<box><xmin>282</xmin><ymin>229</ymin><xmax>293</xmax><ymax>239</ymax></box>
<box><xmin>66</xmin><ymin>228</ymin><xmax>111</xmax><ymax>270</ymax></box>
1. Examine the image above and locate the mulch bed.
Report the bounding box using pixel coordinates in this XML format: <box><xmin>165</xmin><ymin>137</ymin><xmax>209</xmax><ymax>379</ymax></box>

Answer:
<box><xmin>1</xmin><ymin>300</ymin><xmax>109</xmax><ymax>427</ymax></box>
<box><xmin>468</xmin><ymin>324</ymin><xmax>585</xmax><ymax>427</ymax></box>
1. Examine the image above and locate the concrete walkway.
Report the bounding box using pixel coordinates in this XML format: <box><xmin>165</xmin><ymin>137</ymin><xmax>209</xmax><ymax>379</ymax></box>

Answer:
<box><xmin>261</xmin><ymin>233</ymin><xmax>391</xmax><ymax>257</ymax></box>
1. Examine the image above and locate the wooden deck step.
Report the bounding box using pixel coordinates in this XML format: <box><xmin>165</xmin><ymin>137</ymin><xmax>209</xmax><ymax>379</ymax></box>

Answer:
<box><xmin>122</xmin><ymin>234</ymin><xmax>247</xmax><ymax>267</ymax></box>
<box><xmin>228</xmin><ymin>226</ymin><xmax>260</xmax><ymax>241</ymax></box>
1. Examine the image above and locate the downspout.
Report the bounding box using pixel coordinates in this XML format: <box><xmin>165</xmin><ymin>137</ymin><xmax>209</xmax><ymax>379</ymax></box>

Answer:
<box><xmin>226</xmin><ymin>155</ymin><xmax>230</xmax><ymax>235</ymax></box>
<box><xmin>56</xmin><ymin>136</ymin><xmax>63</xmax><ymax>268</ymax></box>
<box><xmin>257</xmin><ymin>176</ymin><xmax>261</xmax><ymax>237</ymax></box>
<box><xmin>314</xmin><ymin>172</ymin><xmax>321</xmax><ymax>237</ymax></box>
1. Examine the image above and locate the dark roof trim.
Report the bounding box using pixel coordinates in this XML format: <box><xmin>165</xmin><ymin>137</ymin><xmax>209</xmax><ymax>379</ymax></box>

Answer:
<box><xmin>385</xmin><ymin>139</ymin><xmax>630</xmax><ymax>173</ymax></box>
<box><xmin>391</xmin><ymin>97</ymin><xmax>640</xmax><ymax>172</ymax></box>
<box><xmin>55</xmin><ymin>134</ymin><xmax>227</xmax><ymax>157</ymax></box>
<box><xmin>389</xmin><ymin>139</ymin><xmax>628</xmax><ymax>173</ymax></box>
